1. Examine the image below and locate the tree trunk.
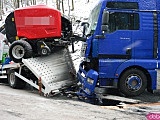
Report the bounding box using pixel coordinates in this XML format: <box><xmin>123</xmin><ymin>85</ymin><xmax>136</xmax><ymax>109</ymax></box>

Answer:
<box><xmin>61</xmin><ymin>0</ymin><xmax>64</xmax><ymax>13</ymax></box>
<box><xmin>17</xmin><ymin>0</ymin><xmax>20</xmax><ymax>8</ymax></box>
<box><xmin>56</xmin><ymin>0</ymin><xmax>60</xmax><ymax>10</ymax></box>
<box><xmin>71</xmin><ymin>0</ymin><xmax>74</xmax><ymax>11</ymax></box>
<box><xmin>68</xmin><ymin>0</ymin><xmax>70</xmax><ymax>16</ymax></box>
<box><xmin>30</xmin><ymin>0</ymin><xmax>33</xmax><ymax>5</ymax></box>
<box><xmin>0</xmin><ymin>0</ymin><xmax>2</xmax><ymax>21</ymax></box>
<box><xmin>33</xmin><ymin>0</ymin><xmax>36</xmax><ymax>5</ymax></box>
<box><xmin>14</xmin><ymin>0</ymin><xmax>20</xmax><ymax>8</ymax></box>
<box><xmin>14</xmin><ymin>0</ymin><xmax>16</xmax><ymax>8</ymax></box>
<box><xmin>26</xmin><ymin>0</ymin><xmax>30</xmax><ymax>6</ymax></box>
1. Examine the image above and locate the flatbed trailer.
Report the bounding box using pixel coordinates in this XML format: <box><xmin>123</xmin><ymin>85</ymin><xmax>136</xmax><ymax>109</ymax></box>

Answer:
<box><xmin>0</xmin><ymin>47</ymin><xmax>77</xmax><ymax>96</ymax></box>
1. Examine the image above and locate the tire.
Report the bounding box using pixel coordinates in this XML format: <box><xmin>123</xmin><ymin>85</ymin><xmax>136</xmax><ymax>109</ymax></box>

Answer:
<box><xmin>119</xmin><ymin>68</ymin><xmax>147</xmax><ymax>97</ymax></box>
<box><xmin>8</xmin><ymin>69</ymin><xmax>26</xmax><ymax>89</ymax></box>
<box><xmin>40</xmin><ymin>46</ymin><xmax>51</xmax><ymax>56</ymax></box>
<box><xmin>9</xmin><ymin>40</ymin><xmax>33</xmax><ymax>63</ymax></box>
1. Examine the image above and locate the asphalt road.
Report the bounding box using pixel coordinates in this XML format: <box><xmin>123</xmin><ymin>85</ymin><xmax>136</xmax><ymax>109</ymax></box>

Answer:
<box><xmin>0</xmin><ymin>82</ymin><xmax>160</xmax><ymax>120</ymax></box>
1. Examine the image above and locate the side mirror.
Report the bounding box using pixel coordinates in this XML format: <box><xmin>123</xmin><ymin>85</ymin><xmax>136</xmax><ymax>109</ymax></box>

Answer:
<box><xmin>102</xmin><ymin>10</ymin><xmax>109</xmax><ymax>25</ymax></box>
<box><xmin>101</xmin><ymin>25</ymin><xmax>109</xmax><ymax>32</ymax></box>
<box><xmin>81</xmin><ymin>22</ymin><xmax>89</xmax><ymax>37</ymax></box>
<box><xmin>101</xmin><ymin>10</ymin><xmax>109</xmax><ymax>32</ymax></box>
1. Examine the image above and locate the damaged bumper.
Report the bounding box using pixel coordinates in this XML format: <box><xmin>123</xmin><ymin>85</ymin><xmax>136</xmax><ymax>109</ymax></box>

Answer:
<box><xmin>77</xmin><ymin>62</ymin><xmax>98</xmax><ymax>96</ymax></box>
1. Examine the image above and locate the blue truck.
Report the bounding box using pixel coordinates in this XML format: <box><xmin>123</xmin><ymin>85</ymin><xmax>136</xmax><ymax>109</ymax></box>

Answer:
<box><xmin>77</xmin><ymin>0</ymin><xmax>160</xmax><ymax>97</ymax></box>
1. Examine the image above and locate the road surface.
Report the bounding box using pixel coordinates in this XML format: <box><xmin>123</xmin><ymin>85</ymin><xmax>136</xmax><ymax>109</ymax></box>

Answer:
<box><xmin>0</xmin><ymin>83</ymin><xmax>160</xmax><ymax>120</ymax></box>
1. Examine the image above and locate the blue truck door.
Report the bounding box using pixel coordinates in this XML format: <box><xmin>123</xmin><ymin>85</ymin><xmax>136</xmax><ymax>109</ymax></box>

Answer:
<box><xmin>99</xmin><ymin>12</ymin><xmax>139</xmax><ymax>58</ymax></box>
<box><xmin>99</xmin><ymin>31</ymin><xmax>132</xmax><ymax>59</ymax></box>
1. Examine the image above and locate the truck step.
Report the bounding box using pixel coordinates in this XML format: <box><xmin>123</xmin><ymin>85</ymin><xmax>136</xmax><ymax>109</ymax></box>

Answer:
<box><xmin>157</xmin><ymin>70</ymin><xmax>160</xmax><ymax>89</ymax></box>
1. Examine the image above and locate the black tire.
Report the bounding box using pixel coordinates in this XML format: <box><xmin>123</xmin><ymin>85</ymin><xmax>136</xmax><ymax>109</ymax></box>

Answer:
<box><xmin>119</xmin><ymin>68</ymin><xmax>147</xmax><ymax>97</ymax></box>
<box><xmin>40</xmin><ymin>46</ymin><xmax>51</xmax><ymax>56</ymax></box>
<box><xmin>8</xmin><ymin>69</ymin><xmax>26</xmax><ymax>89</ymax></box>
<box><xmin>9</xmin><ymin>40</ymin><xmax>33</xmax><ymax>63</ymax></box>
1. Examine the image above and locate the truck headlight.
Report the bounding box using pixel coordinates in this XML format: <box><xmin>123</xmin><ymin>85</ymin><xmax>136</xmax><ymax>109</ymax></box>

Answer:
<box><xmin>87</xmin><ymin>78</ymin><xmax>94</xmax><ymax>84</ymax></box>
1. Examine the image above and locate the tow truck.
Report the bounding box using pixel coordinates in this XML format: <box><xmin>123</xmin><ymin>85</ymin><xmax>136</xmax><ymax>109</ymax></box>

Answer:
<box><xmin>0</xmin><ymin>5</ymin><xmax>77</xmax><ymax>96</ymax></box>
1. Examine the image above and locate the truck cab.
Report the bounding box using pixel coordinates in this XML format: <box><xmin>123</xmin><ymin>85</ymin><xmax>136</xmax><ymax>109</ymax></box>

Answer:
<box><xmin>77</xmin><ymin>0</ymin><xmax>160</xmax><ymax>96</ymax></box>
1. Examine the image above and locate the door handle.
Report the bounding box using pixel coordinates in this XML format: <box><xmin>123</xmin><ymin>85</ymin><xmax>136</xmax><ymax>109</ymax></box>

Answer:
<box><xmin>126</xmin><ymin>48</ymin><xmax>131</xmax><ymax>55</ymax></box>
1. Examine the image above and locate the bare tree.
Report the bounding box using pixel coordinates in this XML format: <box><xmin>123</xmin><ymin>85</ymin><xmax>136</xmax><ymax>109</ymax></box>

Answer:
<box><xmin>33</xmin><ymin>0</ymin><xmax>36</xmax><ymax>5</ymax></box>
<box><xmin>17</xmin><ymin>0</ymin><xmax>20</xmax><ymax>8</ymax></box>
<box><xmin>61</xmin><ymin>0</ymin><xmax>64</xmax><ymax>13</ymax></box>
<box><xmin>14</xmin><ymin>0</ymin><xmax>20</xmax><ymax>8</ymax></box>
<box><xmin>4</xmin><ymin>0</ymin><xmax>15</xmax><ymax>10</ymax></box>
<box><xmin>0</xmin><ymin>0</ymin><xmax>3</xmax><ymax>21</ymax></box>
<box><xmin>56</xmin><ymin>0</ymin><xmax>60</xmax><ymax>10</ymax></box>
<box><xmin>71</xmin><ymin>0</ymin><xmax>74</xmax><ymax>11</ymax></box>
<box><xmin>26</xmin><ymin>0</ymin><xmax>30</xmax><ymax>6</ymax></box>
<box><xmin>67</xmin><ymin>0</ymin><xmax>71</xmax><ymax>16</ymax></box>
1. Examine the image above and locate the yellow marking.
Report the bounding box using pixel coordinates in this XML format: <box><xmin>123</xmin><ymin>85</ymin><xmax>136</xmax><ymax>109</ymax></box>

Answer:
<box><xmin>41</xmin><ymin>45</ymin><xmax>44</xmax><ymax>48</ymax></box>
<box><xmin>12</xmin><ymin>18</ymin><xmax>14</xmax><ymax>21</ymax></box>
<box><xmin>15</xmin><ymin>36</ymin><xmax>19</xmax><ymax>40</ymax></box>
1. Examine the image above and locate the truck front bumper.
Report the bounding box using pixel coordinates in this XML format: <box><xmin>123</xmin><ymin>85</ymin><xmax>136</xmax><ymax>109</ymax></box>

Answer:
<box><xmin>77</xmin><ymin>62</ymin><xmax>98</xmax><ymax>96</ymax></box>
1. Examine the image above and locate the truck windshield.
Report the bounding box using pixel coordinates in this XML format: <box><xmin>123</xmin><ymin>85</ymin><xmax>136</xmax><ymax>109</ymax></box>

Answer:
<box><xmin>86</xmin><ymin>3</ymin><xmax>102</xmax><ymax>35</ymax></box>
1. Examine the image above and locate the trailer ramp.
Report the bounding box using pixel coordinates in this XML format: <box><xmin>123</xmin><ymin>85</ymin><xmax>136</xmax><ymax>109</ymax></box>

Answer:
<box><xmin>19</xmin><ymin>47</ymin><xmax>76</xmax><ymax>95</ymax></box>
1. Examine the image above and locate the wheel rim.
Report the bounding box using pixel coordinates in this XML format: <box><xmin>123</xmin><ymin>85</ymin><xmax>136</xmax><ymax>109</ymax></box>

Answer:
<box><xmin>126</xmin><ymin>75</ymin><xmax>142</xmax><ymax>92</ymax></box>
<box><xmin>42</xmin><ymin>48</ymin><xmax>48</xmax><ymax>55</ymax></box>
<box><xmin>10</xmin><ymin>73</ymin><xmax>15</xmax><ymax>86</ymax></box>
<box><xmin>12</xmin><ymin>45</ymin><xmax>25</xmax><ymax>59</ymax></box>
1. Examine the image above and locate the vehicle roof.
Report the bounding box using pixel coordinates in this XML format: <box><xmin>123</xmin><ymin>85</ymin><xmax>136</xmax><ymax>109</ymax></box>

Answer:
<box><xmin>15</xmin><ymin>5</ymin><xmax>60</xmax><ymax>12</ymax></box>
<box><xmin>98</xmin><ymin>0</ymin><xmax>160</xmax><ymax>11</ymax></box>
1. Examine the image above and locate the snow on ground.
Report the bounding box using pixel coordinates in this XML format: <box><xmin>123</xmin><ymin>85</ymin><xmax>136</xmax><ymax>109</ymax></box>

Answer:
<box><xmin>71</xmin><ymin>0</ymin><xmax>97</xmax><ymax>20</ymax></box>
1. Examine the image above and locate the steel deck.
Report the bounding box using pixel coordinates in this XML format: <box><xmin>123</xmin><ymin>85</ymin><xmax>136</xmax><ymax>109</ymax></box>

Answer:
<box><xmin>21</xmin><ymin>47</ymin><xmax>76</xmax><ymax>95</ymax></box>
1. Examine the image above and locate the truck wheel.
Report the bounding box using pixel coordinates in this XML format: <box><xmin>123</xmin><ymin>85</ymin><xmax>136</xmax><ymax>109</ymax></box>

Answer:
<box><xmin>119</xmin><ymin>68</ymin><xmax>147</xmax><ymax>97</ymax></box>
<box><xmin>9</xmin><ymin>40</ymin><xmax>32</xmax><ymax>63</ymax></box>
<box><xmin>8</xmin><ymin>69</ymin><xmax>26</xmax><ymax>89</ymax></box>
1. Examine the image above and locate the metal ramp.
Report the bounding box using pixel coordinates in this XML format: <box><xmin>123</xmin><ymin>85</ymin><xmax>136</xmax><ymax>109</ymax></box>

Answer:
<box><xmin>18</xmin><ymin>47</ymin><xmax>76</xmax><ymax>95</ymax></box>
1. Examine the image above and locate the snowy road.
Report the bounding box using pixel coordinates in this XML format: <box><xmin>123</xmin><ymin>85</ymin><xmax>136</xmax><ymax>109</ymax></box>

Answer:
<box><xmin>0</xmin><ymin>83</ymin><xmax>160</xmax><ymax>120</ymax></box>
